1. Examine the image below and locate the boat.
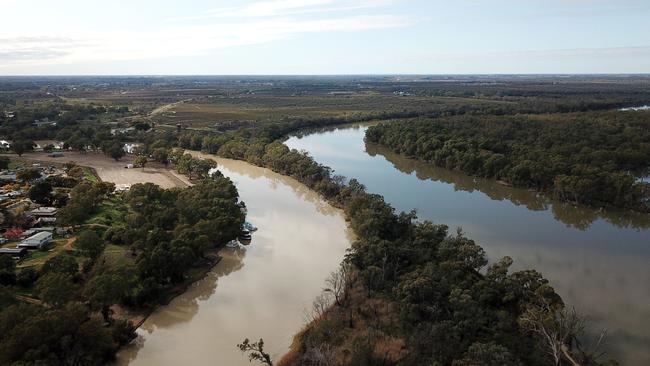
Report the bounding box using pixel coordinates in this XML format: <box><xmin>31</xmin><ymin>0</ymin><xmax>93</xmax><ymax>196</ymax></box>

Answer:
<box><xmin>243</xmin><ymin>221</ymin><xmax>257</xmax><ymax>232</ymax></box>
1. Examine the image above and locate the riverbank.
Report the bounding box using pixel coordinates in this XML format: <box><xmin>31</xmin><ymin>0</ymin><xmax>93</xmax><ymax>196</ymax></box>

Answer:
<box><xmin>115</xmin><ymin>251</ymin><xmax>224</xmax><ymax>330</ymax></box>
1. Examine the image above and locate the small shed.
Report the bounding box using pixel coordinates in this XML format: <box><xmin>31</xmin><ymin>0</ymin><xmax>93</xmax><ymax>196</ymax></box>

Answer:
<box><xmin>0</xmin><ymin>248</ymin><xmax>28</xmax><ymax>259</ymax></box>
<box><xmin>30</xmin><ymin>207</ymin><xmax>58</xmax><ymax>217</ymax></box>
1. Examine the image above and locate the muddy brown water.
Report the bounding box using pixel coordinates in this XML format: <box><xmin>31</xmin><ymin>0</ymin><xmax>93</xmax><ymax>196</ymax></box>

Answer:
<box><xmin>115</xmin><ymin>156</ymin><xmax>352</xmax><ymax>365</ymax></box>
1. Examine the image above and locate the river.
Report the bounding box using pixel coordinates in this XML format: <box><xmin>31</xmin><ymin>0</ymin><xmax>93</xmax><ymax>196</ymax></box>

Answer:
<box><xmin>115</xmin><ymin>156</ymin><xmax>352</xmax><ymax>365</ymax></box>
<box><xmin>285</xmin><ymin>124</ymin><xmax>650</xmax><ymax>366</ymax></box>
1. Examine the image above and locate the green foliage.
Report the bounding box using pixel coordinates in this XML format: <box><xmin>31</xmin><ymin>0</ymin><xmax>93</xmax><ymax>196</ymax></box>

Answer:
<box><xmin>84</xmin><ymin>271</ymin><xmax>129</xmax><ymax>323</ymax></box>
<box><xmin>0</xmin><ymin>256</ymin><xmax>16</xmax><ymax>286</ymax></box>
<box><xmin>35</xmin><ymin>272</ymin><xmax>78</xmax><ymax>307</ymax></box>
<box><xmin>75</xmin><ymin>230</ymin><xmax>106</xmax><ymax>261</ymax></box>
<box><xmin>134</xmin><ymin>155</ymin><xmax>147</xmax><ymax>168</ymax></box>
<box><xmin>58</xmin><ymin>181</ymin><xmax>115</xmax><ymax>225</ymax></box>
<box><xmin>103</xmin><ymin>141</ymin><xmax>125</xmax><ymax>161</ymax></box>
<box><xmin>16</xmin><ymin>168</ymin><xmax>41</xmax><ymax>182</ymax></box>
<box><xmin>28</xmin><ymin>180</ymin><xmax>53</xmax><ymax>204</ymax></box>
<box><xmin>86</xmin><ymin>176</ymin><xmax>245</xmax><ymax>306</ymax></box>
<box><xmin>41</xmin><ymin>254</ymin><xmax>78</xmax><ymax>278</ymax></box>
<box><xmin>11</xmin><ymin>140</ymin><xmax>34</xmax><ymax>156</ymax></box>
<box><xmin>0</xmin><ymin>304</ymin><xmax>115</xmax><ymax>365</ymax></box>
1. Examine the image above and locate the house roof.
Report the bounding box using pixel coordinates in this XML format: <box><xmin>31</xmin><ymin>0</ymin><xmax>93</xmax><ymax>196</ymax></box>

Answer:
<box><xmin>31</xmin><ymin>207</ymin><xmax>57</xmax><ymax>215</ymax></box>
<box><xmin>0</xmin><ymin>248</ymin><xmax>26</xmax><ymax>254</ymax></box>
<box><xmin>23</xmin><ymin>231</ymin><xmax>52</xmax><ymax>242</ymax></box>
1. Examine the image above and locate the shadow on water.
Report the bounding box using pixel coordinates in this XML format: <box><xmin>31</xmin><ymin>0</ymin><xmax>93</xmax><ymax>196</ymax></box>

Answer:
<box><xmin>366</xmin><ymin>142</ymin><xmax>650</xmax><ymax>231</ymax></box>
<box><xmin>115</xmin><ymin>247</ymin><xmax>247</xmax><ymax>364</ymax></box>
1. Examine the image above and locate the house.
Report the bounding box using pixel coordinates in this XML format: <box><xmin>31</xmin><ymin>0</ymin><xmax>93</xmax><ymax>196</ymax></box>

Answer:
<box><xmin>22</xmin><ymin>227</ymin><xmax>54</xmax><ymax>237</ymax></box>
<box><xmin>0</xmin><ymin>248</ymin><xmax>28</xmax><ymax>259</ymax></box>
<box><xmin>0</xmin><ymin>172</ymin><xmax>17</xmax><ymax>182</ymax></box>
<box><xmin>111</xmin><ymin>127</ymin><xmax>136</xmax><ymax>135</ymax></box>
<box><xmin>19</xmin><ymin>231</ymin><xmax>53</xmax><ymax>249</ymax></box>
<box><xmin>35</xmin><ymin>217</ymin><xmax>56</xmax><ymax>224</ymax></box>
<box><xmin>31</xmin><ymin>207</ymin><xmax>58</xmax><ymax>217</ymax></box>
<box><xmin>123</xmin><ymin>143</ymin><xmax>141</xmax><ymax>154</ymax></box>
<box><xmin>33</xmin><ymin>118</ymin><xmax>57</xmax><ymax>127</ymax></box>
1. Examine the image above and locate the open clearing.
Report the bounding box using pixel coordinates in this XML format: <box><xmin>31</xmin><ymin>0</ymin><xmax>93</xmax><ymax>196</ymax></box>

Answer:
<box><xmin>15</xmin><ymin>152</ymin><xmax>190</xmax><ymax>189</ymax></box>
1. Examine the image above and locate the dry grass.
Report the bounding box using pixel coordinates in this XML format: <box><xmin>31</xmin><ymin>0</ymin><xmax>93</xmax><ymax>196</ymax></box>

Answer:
<box><xmin>278</xmin><ymin>277</ymin><xmax>406</xmax><ymax>366</ymax></box>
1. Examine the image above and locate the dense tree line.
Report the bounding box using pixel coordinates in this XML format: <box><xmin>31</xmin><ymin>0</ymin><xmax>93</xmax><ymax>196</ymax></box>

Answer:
<box><xmin>366</xmin><ymin>113</ymin><xmax>650</xmax><ymax>211</ymax></box>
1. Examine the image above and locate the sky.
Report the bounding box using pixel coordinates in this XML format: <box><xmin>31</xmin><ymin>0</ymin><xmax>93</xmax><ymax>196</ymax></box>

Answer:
<box><xmin>0</xmin><ymin>0</ymin><xmax>649</xmax><ymax>75</ymax></box>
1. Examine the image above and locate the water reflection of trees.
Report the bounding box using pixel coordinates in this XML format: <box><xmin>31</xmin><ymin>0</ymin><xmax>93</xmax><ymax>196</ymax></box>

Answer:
<box><xmin>215</xmin><ymin>156</ymin><xmax>341</xmax><ymax>217</ymax></box>
<box><xmin>366</xmin><ymin>143</ymin><xmax>650</xmax><ymax>231</ymax></box>
<box><xmin>116</xmin><ymin>247</ymin><xmax>247</xmax><ymax>365</ymax></box>
<box><xmin>141</xmin><ymin>247</ymin><xmax>246</xmax><ymax>330</ymax></box>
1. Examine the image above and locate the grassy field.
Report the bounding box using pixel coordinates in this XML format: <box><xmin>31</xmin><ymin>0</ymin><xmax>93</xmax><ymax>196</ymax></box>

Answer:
<box><xmin>153</xmin><ymin>94</ymin><xmax>510</xmax><ymax>129</ymax></box>
<box><xmin>86</xmin><ymin>196</ymin><xmax>128</xmax><ymax>226</ymax></box>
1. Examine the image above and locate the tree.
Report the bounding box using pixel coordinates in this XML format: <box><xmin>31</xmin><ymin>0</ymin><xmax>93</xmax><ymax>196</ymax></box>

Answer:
<box><xmin>75</xmin><ymin>230</ymin><xmax>105</xmax><ymax>261</ymax></box>
<box><xmin>41</xmin><ymin>254</ymin><xmax>78</xmax><ymax>277</ymax></box>
<box><xmin>0</xmin><ymin>256</ymin><xmax>16</xmax><ymax>286</ymax></box>
<box><xmin>0</xmin><ymin>156</ymin><xmax>9</xmax><ymax>170</ymax></box>
<box><xmin>11</xmin><ymin>140</ymin><xmax>34</xmax><ymax>157</ymax></box>
<box><xmin>519</xmin><ymin>305</ymin><xmax>599</xmax><ymax>366</ymax></box>
<box><xmin>237</xmin><ymin>338</ymin><xmax>273</xmax><ymax>366</ymax></box>
<box><xmin>35</xmin><ymin>272</ymin><xmax>77</xmax><ymax>307</ymax></box>
<box><xmin>16</xmin><ymin>268</ymin><xmax>38</xmax><ymax>287</ymax></box>
<box><xmin>28</xmin><ymin>181</ymin><xmax>53</xmax><ymax>204</ymax></box>
<box><xmin>134</xmin><ymin>155</ymin><xmax>147</xmax><ymax>170</ymax></box>
<box><xmin>103</xmin><ymin>142</ymin><xmax>125</xmax><ymax>161</ymax></box>
<box><xmin>16</xmin><ymin>168</ymin><xmax>41</xmax><ymax>183</ymax></box>
<box><xmin>325</xmin><ymin>262</ymin><xmax>352</xmax><ymax>306</ymax></box>
<box><xmin>0</xmin><ymin>304</ymin><xmax>114</xmax><ymax>365</ymax></box>
<box><xmin>84</xmin><ymin>272</ymin><xmax>128</xmax><ymax>324</ymax></box>
<box><xmin>152</xmin><ymin>147</ymin><xmax>169</xmax><ymax>166</ymax></box>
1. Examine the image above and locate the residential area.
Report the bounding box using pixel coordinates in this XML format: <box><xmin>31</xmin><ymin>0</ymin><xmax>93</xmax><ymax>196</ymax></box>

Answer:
<box><xmin>0</xmin><ymin>161</ymin><xmax>72</xmax><ymax>268</ymax></box>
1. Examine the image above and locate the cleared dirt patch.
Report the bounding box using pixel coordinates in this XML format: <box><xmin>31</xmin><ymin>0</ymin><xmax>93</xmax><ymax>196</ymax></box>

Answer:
<box><xmin>14</xmin><ymin>152</ymin><xmax>191</xmax><ymax>189</ymax></box>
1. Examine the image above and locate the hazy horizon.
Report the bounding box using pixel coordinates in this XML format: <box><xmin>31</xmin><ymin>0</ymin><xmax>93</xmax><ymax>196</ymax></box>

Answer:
<box><xmin>2</xmin><ymin>0</ymin><xmax>649</xmax><ymax>75</ymax></box>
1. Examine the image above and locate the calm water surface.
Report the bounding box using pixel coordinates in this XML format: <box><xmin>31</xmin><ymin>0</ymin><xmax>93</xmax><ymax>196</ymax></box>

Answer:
<box><xmin>115</xmin><ymin>155</ymin><xmax>351</xmax><ymax>365</ymax></box>
<box><xmin>286</xmin><ymin>124</ymin><xmax>650</xmax><ymax>366</ymax></box>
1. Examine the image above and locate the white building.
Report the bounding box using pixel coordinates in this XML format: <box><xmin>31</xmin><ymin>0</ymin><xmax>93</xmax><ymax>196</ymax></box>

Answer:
<box><xmin>19</xmin><ymin>231</ymin><xmax>53</xmax><ymax>249</ymax></box>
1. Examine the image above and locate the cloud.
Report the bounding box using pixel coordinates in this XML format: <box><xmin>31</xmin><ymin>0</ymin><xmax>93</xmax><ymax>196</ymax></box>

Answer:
<box><xmin>0</xmin><ymin>18</ymin><xmax>412</xmax><ymax>67</ymax></box>
<box><xmin>0</xmin><ymin>1</ymin><xmax>411</xmax><ymax>68</ymax></box>
<box><xmin>170</xmin><ymin>0</ymin><xmax>398</xmax><ymax>22</ymax></box>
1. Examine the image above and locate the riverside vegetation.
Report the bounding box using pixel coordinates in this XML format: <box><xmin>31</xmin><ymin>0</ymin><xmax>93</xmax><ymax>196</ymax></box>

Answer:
<box><xmin>3</xmin><ymin>75</ymin><xmax>649</xmax><ymax>365</ymax></box>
